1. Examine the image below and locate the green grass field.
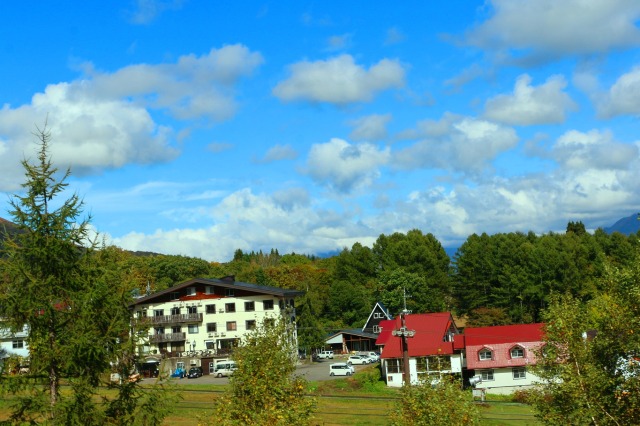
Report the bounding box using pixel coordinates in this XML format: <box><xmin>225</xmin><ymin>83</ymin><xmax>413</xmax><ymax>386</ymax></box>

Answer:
<box><xmin>0</xmin><ymin>379</ymin><xmax>540</xmax><ymax>425</ymax></box>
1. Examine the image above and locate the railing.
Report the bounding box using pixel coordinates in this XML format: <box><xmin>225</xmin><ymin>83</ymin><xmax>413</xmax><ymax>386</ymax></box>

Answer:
<box><xmin>149</xmin><ymin>332</ymin><xmax>186</xmax><ymax>343</ymax></box>
<box><xmin>139</xmin><ymin>313</ymin><xmax>203</xmax><ymax>325</ymax></box>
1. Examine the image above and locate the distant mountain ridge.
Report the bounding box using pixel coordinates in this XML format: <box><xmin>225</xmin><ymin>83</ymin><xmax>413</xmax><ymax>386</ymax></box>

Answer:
<box><xmin>603</xmin><ymin>213</ymin><xmax>640</xmax><ymax>235</ymax></box>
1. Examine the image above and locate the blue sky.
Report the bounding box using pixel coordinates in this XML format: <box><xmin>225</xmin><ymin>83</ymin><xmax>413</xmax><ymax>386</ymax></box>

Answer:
<box><xmin>2</xmin><ymin>1</ymin><xmax>640</xmax><ymax>262</ymax></box>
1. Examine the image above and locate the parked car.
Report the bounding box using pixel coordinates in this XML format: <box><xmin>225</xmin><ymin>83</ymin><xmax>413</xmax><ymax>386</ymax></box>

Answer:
<box><xmin>214</xmin><ymin>361</ymin><xmax>238</xmax><ymax>377</ymax></box>
<box><xmin>317</xmin><ymin>350</ymin><xmax>334</xmax><ymax>359</ymax></box>
<box><xmin>329</xmin><ymin>362</ymin><xmax>355</xmax><ymax>376</ymax></box>
<box><xmin>347</xmin><ymin>355</ymin><xmax>369</xmax><ymax>365</ymax></box>
<box><xmin>358</xmin><ymin>351</ymin><xmax>380</xmax><ymax>362</ymax></box>
<box><xmin>187</xmin><ymin>367</ymin><xmax>203</xmax><ymax>379</ymax></box>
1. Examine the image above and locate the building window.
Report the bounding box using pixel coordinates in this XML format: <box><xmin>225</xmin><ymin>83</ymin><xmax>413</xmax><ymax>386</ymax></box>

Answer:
<box><xmin>170</xmin><ymin>292</ymin><xmax>180</xmax><ymax>300</ymax></box>
<box><xmin>188</xmin><ymin>324</ymin><xmax>198</xmax><ymax>334</ymax></box>
<box><xmin>206</xmin><ymin>304</ymin><xmax>216</xmax><ymax>314</ymax></box>
<box><xmin>373</xmin><ymin>325</ymin><xmax>381</xmax><ymax>333</ymax></box>
<box><xmin>227</xmin><ymin>321</ymin><xmax>237</xmax><ymax>331</ymax></box>
<box><xmin>245</xmin><ymin>301</ymin><xmax>255</xmax><ymax>312</ymax></box>
<box><xmin>511</xmin><ymin>346</ymin><xmax>525</xmax><ymax>358</ymax></box>
<box><xmin>154</xmin><ymin>309</ymin><xmax>164</xmax><ymax>317</ymax></box>
<box><xmin>171</xmin><ymin>307</ymin><xmax>180</xmax><ymax>315</ymax></box>
<box><xmin>205</xmin><ymin>286</ymin><xmax>214</xmax><ymax>295</ymax></box>
<box><xmin>480</xmin><ymin>370</ymin><xmax>494</xmax><ymax>381</ymax></box>
<box><xmin>387</xmin><ymin>359</ymin><xmax>404</xmax><ymax>374</ymax></box>
<box><xmin>207</xmin><ymin>323</ymin><xmax>217</xmax><ymax>333</ymax></box>
<box><xmin>171</xmin><ymin>326</ymin><xmax>181</xmax><ymax>334</ymax></box>
<box><xmin>186</xmin><ymin>287</ymin><xmax>196</xmax><ymax>296</ymax></box>
<box><xmin>513</xmin><ymin>367</ymin><xmax>526</xmax><ymax>380</ymax></box>
<box><xmin>479</xmin><ymin>349</ymin><xmax>493</xmax><ymax>361</ymax></box>
<box><xmin>225</xmin><ymin>288</ymin><xmax>235</xmax><ymax>297</ymax></box>
<box><xmin>264</xmin><ymin>300</ymin><xmax>274</xmax><ymax>310</ymax></box>
<box><xmin>373</xmin><ymin>312</ymin><xmax>382</xmax><ymax>319</ymax></box>
<box><xmin>12</xmin><ymin>340</ymin><xmax>24</xmax><ymax>349</ymax></box>
<box><xmin>155</xmin><ymin>327</ymin><xmax>165</xmax><ymax>335</ymax></box>
<box><xmin>225</xmin><ymin>303</ymin><xmax>236</xmax><ymax>313</ymax></box>
<box><xmin>187</xmin><ymin>306</ymin><xmax>198</xmax><ymax>314</ymax></box>
<box><xmin>246</xmin><ymin>320</ymin><xmax>256</xmax><ymax>330</ymax></box>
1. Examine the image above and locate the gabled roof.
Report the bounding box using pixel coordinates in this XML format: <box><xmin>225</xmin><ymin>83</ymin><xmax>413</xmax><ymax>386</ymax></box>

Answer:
<box><xmin>326</xmin><ymin>328</ymin><xmax>379</xmax><ymax>340</ymax></box>
<box><xmin>380</xmin><ymin>312</ymin><xmax>458</xmax><ymax>359</ymax></box>
<box><xmin>129</xmin><ymin>276</ymin><xmax>304</xmax><ymax>307</ymax></box>
<box><xmin>463</xmin><ymin>323</ymin><xmax>545</xmax><ymax>346</ymax></box>
<box><xmin>362</xmin><ymin>301</ymin><xmax>393</xmax><ymax>331</ymax></box>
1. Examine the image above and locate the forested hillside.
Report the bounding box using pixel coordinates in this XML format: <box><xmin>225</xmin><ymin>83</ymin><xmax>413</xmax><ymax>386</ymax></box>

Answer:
<box><xmin>3</xmin><ymin>218</ymin><xmax>638</xmax><ymax>333</ymax></box>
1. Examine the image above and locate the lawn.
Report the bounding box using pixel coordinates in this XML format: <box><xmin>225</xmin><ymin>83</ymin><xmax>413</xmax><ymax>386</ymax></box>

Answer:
<box><xmin>0</xmin><ymin>378</ymin><xmax>541</xmax><ymax>425</ymax></box>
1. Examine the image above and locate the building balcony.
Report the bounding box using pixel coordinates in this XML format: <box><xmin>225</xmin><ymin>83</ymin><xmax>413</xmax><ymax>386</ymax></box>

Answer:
<box><xmin>149</xmin><ymin>332</ymin><xmax>186</xmax><ymax>343</ymax></box>
<box><xmin>140</xmin><ymin>313</ymin><xmax>203</xmax><ymax>325</ymax></box>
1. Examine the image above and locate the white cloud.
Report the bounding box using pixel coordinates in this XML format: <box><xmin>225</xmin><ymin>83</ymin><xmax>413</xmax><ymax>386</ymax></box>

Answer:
<box><xmin>326</xmin><ymin>34</ymin><xmax>352</xmax><ymax>51</ymax></box>
<box><xmin>256</xmin><ymin>144</ymin><xmax>298</xmax><ymax>163</ymax></box>
<box><xmin>349</xmin><ymin>114</ymin><xmax>392</xmax><ymax>142</ymax></box>
<box><xmin>111</xmin><ymin>187</ymin><xmax>372</xmax><ymax>261</ymax></box>
<box><xmin>87</xmin><ymin>44</ymin><xmax>263</xmax><ymax>121</ymax></box>
<box><xmin>273</xmin><ymin>54</ymin><xmax>405</xmax><ymax>104</ymax></box>
<box><xmin>393</xmin><ymin>116</ymin><xmax>519</xmax><ymax>173</ymax></box>
<box><xmin>465</xmin><ymin>0</ymin><xmax>640</xmax><ymax>62</ymax></box>
<box><xmin>0</xmin><ymin>85</ymin><xmax>177</xmax><ymax>191</ymax></box>
<box><xmin>305</xmin><ymin>138</ymin><xmax>390</xmax><ymax>192</ymax></box>
<box><xmin>596</xmin><ymin>66</ymin><xmax>640</xmax><ymax>117</ymax></box>
<box><xmin>553</xmin><ymin>129</ymin><xmax>639</xmax><ymax>170</ymax></box>
<box><xmin>483</xmin><ymin>74</ymin><xmax>576</xmax><ymax>125</ymax></box>
<box><xmin>385</xmin><ymin>27</ymin><xmax>406</xmax><ymax>45</ymax></box>
<box><xmin>128</xmin><ymin>0</ymin><xmax>185</xmax><ymax>25</ymax></box>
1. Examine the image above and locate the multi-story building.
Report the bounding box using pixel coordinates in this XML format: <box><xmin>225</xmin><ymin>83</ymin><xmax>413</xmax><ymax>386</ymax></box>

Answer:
<box><xmin>129</xmin><ymin>275</ymin><xmax>303</xmax><ymax>376</ymax></box>
<box><xmin>0</xmin><ymin>324</ymin><xmax>29</xmax><ymax>361</ymax></box>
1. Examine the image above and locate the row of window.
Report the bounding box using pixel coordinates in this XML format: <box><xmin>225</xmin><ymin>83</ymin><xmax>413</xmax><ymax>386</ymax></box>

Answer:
<box><xmin>479</xmin><ymin>367</ymin><xmax>526</xmax><ymax>381</ymax></box>
<box><xmin>479</xmin><ymin>345</ymin><xmax>525</xmax><ymax>361</ymax></box>
<box><xmin>155</xmin><ymin>318</ymin><xmax>275</xmax><ymax>335</ymax></box>
<box><xmin>146</xmin><ymin>300</ymin><xmax>275</xmax><ymax>318</ymax></box>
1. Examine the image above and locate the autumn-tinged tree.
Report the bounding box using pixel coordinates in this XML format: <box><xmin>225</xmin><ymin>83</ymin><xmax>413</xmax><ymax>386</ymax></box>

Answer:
<box><xmin>389</xmin><ymin>377</ymin><xmax>480</xmax><ymax>426</ymax></box>
<box><xmin>531</xmin><ymin>258</ymin><xmax>640</xmax><ymax>425</ymax></box>
<box><xmin>210</xmin><ymin>317</ymin><xmax>316</xmax><ymax>425</ymax></box>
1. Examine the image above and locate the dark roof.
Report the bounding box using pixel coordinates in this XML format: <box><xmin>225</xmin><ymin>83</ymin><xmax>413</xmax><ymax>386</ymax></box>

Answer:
<box><xmin>326</xmin><ymin>328</ymin><xmax>379</xmax><ymax>340</ymax></box>
<box><xmin>129</xmin><ymin>276</ymin><xmax>304</xmax><ymax>307</ymax></box>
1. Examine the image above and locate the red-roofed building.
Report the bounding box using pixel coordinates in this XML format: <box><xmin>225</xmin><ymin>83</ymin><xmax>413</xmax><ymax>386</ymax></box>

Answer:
<box><xmin>462</xmin><ymin>323</ymin><xmax>545</xmax><ymax>394</ymax></box>
<box><xmin>376</xmin><ymin>312</ymin><xmax>462</xmax><ymax>387</ymax></box>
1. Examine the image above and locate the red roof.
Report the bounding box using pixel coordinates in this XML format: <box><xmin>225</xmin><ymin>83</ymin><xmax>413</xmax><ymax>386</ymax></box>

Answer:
<box><xmin>463</xmin><ymin>323</ymin><xmax>544</xmax><ymax>346</ymax></box>
<box><xmin>375</xmin><ymin>319</ymin><xmax>396</xmax><ymax>346</ymax></box>
<box><xmin>380</xmin><ymin>312</ymin><xmax>457</xmax><ymax>359</ymax></box>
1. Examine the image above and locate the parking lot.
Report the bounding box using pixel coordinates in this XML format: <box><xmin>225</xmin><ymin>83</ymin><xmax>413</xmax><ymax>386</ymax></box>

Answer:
<box><xmin>147</xmin><ymin>357</ymin><xmax>374</xmax><ymax>385</ymax></box>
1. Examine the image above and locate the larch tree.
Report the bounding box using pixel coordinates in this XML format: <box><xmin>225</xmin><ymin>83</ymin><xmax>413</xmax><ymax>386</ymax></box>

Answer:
<box><xmin>0</xmin><ymin>126</ymin><xmax>176</xmax><ymax>424</ymax></box>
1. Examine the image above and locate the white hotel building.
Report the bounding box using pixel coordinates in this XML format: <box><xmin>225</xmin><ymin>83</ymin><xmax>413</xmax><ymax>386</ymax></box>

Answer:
<box><xmin>129</xmin><ymin>276</ymin><xmax>303</xmax><ymax>376</ymax></box>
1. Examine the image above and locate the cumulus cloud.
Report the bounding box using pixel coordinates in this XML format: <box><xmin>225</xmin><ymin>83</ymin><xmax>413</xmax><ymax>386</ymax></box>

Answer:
<box><xmin>596</xmin><ymin>66</ymin><xmax>640</xmax><ymax>117</ymax></box>
<box><xmin>256</xmin><ymin>144</ymin><xmax>298</xmax><ymax>163</ymax></box>
<box><xmin>273</xmin><ymin>54</ymin><xmax>405</xmax><ymax>104</ymax></box>
<box><xmin>483</xmin><ymin>74</ymin><xmax>577</xmax><ymax>125</ymax></box>
<box><xmin>552</xmin><ymin>129</ymin><xmax>639</xmax><ymax>170</ymax></box>
<box><xmin>349</xmin><ymin>114</ymin><xmax>392</xmax><ymax>141</ymax></box>
<box><xmin>87</xmin><ymin>44</ymin><xmax>264</xmax><ymax>121</ymax></box>
<box><xmin>304</xmin><ymin>138</ymin><xmax>390</xmax><ymax>192</ymax></box>
<box><xmin>0</xmin><ymin>44</ymin><xmax>262</xmax><ymax>191</ymax></box>
<box><xmin>465</xmin><ymin>0</ymin><xmax>640</xmax><ymax>63</ymax></box>
<box><xmin>393</xmin><ymin>115</ymin><xmax>519</xmax><ymax>173</ymax></box>
<box><xmin>111</xmin><ymin>187</ymin><xmax>374</xmax><ymax>261</ymax></box>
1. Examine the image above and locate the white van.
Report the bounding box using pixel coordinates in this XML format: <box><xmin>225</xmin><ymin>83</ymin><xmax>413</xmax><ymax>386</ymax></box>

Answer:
<box><xmin>329</xmin><ymin>363</ymin><xmax>354</xmax><ymax>376</ymax></box>
<box><xmin>317</xmin><ymin>350</ymin><xmax>334</xmax><ymax>359</ymax></box>
<box><xmin>214</xmin><ymin>361</ymin><xmax>238</xmax><ymax>377</ymax></box>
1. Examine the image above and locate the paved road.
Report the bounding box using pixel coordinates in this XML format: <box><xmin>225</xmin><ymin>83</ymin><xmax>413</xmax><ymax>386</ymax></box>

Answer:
<box><xmin>145</xmin><ymin>357</ymin><xmax>374</xmax><ymax>385</ymax></box>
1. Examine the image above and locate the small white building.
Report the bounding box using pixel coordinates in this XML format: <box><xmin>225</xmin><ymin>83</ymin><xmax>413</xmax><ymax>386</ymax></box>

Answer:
<box><xmin>0</xmin><ymin>324</ymin><xmax>30</xmax><ymax>360</ymax></box>
<box><xmin>129</xmin><ymin>276</ymin><xmax>303</xmax><ymax>376</ymax></box>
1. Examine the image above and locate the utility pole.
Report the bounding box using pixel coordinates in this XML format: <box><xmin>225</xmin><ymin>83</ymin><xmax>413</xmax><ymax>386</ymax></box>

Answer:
<box><xmin>392</xmin><ymin>288</ymin><xmax>415</xmax><ymax>385</ymax></box>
